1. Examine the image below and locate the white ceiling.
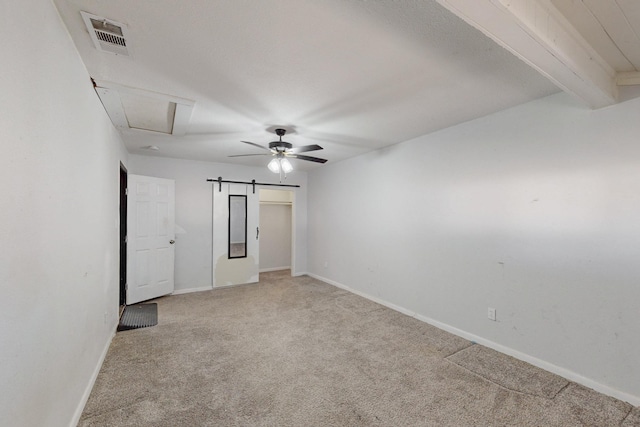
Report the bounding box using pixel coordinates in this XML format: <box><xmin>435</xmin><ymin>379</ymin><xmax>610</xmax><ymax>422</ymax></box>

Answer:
<box><xmin>53</xmin><ymin>0</ymin><xmax>639</xmax><ymax>171</ymax></box>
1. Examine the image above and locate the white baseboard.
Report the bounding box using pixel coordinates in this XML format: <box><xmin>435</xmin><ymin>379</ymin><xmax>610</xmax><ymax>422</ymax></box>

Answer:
<box><xmin>306</xmin><ymin>272</ymin><xmax>640</xmax><ymax>407</ymax></box>
<box><xmin>69</xmin><ymin>328</ymin><xmax>115</xmax><ymax>427</ymax></box>
<box><xmin>172</xmin><ymin>285</ymin><xmax>212</xmax><ymax>295</ymax></box>
<box><xmin>259</xmin><ymin>267</ymin><xmax>291</xmax><ymax>273</ymax></box>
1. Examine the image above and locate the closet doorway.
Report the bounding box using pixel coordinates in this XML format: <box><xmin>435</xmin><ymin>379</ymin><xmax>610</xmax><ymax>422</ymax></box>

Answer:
<box><xmin>259</xmin><ymin>189</ymin><xmax>293</xmax><ymax>273</ymax></box>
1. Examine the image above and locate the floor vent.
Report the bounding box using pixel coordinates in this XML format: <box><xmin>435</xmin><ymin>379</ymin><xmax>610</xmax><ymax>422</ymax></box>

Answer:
<box><xmin>81</xmin><ymin>11</ymin><xmax>130</xmax><ymax>56</ymax></box>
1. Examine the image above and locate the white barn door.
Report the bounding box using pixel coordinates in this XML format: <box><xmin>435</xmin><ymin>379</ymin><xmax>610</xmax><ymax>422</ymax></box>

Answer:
<box><xmin>127</xmin><ymin>175</ymin><xmax>175</xmax><ymax>304</ymax></box>
<box><xmin>212</xmin><ymin>183</ymin><xmax>259</xmax><ymax>287</ymax></box>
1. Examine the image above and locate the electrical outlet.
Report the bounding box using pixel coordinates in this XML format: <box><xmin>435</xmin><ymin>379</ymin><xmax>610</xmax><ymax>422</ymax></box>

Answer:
<box><xmin>323</xmin><ymin>261</ymin><xmax>328</xmax><ymax>268</ymax></box>
<box><xmin>488</xmin><ymin>307</ymin><xmax>496</xmax><ymax>321</ymax></box>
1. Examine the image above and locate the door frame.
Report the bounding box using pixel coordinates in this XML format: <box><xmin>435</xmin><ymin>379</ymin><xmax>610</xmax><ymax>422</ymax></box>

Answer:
<box><xmin>258</xmin><ymin>189</ymin><xmax>295</xmax><ymax>273</ymax></box>
<box><xmin>119</xmin><ymin>163</ymin><xmax>127</xmax><ymax>308</ymax></box>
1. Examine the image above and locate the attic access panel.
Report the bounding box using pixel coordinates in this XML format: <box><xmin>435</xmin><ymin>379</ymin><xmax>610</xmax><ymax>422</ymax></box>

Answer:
<box><xmin>94</xmin><ymin>80</ymin><xmax>194</xmax><ymax>136</ymax></box>
<box><xmin>119</xmin><ymin>92</ymin><xmax>176</xmax><ymax>134</ymax></box>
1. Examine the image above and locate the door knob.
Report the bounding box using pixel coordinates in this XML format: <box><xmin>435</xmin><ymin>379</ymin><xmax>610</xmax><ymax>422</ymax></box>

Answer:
<box><xmin>169</xmin><ymin>240</ymin><xmax>175</xmax><ymax>244</ymax></box>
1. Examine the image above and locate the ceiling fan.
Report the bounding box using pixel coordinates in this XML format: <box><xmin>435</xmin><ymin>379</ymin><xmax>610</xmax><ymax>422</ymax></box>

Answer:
<box><xmin>229</xmin><ymin>128</ymin><xmax>327</xmax><ymax>181</ymax></box>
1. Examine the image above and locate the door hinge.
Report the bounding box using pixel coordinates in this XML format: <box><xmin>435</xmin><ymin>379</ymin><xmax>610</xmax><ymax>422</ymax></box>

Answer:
<box><xmin>124</xmin><ymin>235</ymin><xmax>128</xmax><ymax>243</ymax></box>
<box><xmin>125</xmin><ymin>188</ymin><xmax>128</xmax><ymax>195</ymax></box>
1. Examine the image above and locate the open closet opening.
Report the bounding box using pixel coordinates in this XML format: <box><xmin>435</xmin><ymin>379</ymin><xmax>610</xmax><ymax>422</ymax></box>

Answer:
<box><xmin>259</xmin><ymin>189</ymin><xmax>293</xmax><ymax>274</ymax></box>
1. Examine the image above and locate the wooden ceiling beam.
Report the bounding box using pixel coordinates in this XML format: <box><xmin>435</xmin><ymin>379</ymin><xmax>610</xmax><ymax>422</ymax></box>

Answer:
<box><xmin>436</xmin><ymin>0</ymin><xmax>618</xmax><ymax>108</ymax></box>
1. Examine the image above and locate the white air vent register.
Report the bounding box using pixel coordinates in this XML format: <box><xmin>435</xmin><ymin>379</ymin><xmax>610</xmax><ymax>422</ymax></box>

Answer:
<box><xmin>80</xmin><ymin>11</ymin><xmax>130</xmax><ymax>56</ymax></box>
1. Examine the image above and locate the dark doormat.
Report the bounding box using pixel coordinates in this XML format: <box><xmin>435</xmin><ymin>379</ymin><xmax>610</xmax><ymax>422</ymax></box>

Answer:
<box><xmin>117</xmin><ymin>303</ymin><xmax>158</xmax><ymax>331</ymax></box>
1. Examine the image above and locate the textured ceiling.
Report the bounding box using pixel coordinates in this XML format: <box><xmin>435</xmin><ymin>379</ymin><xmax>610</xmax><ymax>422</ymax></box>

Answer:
<box><xmin>54</xmin><ymin>0</ymin><xmax>560</xmax><ymax>170</ymax></box>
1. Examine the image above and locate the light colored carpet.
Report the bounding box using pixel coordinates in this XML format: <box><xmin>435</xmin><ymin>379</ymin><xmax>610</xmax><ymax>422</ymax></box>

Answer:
<box><xmin>79</xmin><ymin>271</ymin><xmax>638</xmax><ymax>426</ymax></box>
<box><xmin>446</xmin><ymin>344</ymin><xmax>569</xmax><ymax>399</ymax></box>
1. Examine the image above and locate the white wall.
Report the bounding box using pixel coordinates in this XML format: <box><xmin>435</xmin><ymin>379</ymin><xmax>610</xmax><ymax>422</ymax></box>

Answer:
<box><xmin>129</xmin><ymin>155</ymin><xmax>307</xmax><ymax>292</ymax></box>
<box><xmin>0</xmin><ymin>2</ymin><xmax>128</xmax><ymax>426</ymax></box>
<box><xmin>307</xmin><ymin>92</ymin><xmax>640</xmax><ymax>404</ymax></box>
<box><xmin>259</xmin><ymin>203</ymin><xmax>293</xmax><ymax>271</ymax></box>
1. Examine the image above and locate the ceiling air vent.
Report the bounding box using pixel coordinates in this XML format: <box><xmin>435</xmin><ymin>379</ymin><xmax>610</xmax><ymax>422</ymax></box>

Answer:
<box><xmin>80</xmin><ymin>11</ymin><xmax>130</xmax><ymax>56</ymax></box>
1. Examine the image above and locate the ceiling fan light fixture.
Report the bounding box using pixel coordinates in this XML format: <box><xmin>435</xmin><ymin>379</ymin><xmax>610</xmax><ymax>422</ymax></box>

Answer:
<box><xmin>268</xmin><ymin>157</ymin><xmax>293</xmax><ymax>174</ymax></box>
<box><xmin>268</xmin><ymin>158</ymin><xmax>281</xmax><ymax>173</ymax></box>
<box><xmin>281</xmin><ymin>158</ymin><xmax>293</xmax><ymax>173</ymax></box>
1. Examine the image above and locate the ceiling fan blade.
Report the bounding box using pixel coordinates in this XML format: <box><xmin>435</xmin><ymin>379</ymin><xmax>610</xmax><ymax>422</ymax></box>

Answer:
<box><xmin>290</xmin><ymin>154</ymin><xmax>328</xmax><ymax>164</ymax></box>
<box><xmin>228</xmin><ymin>154</ymin><xmax>271</xmax><ymax>157</ymax></box>
<box><xmin>241</xmin><ymin>141</ymin><xmax>271</xmax><ymax>151</ymax></box>
<box><xmin>289</xmin><ymin>144</ymin><xmax>324</xmax><ymax>154</ymax></box>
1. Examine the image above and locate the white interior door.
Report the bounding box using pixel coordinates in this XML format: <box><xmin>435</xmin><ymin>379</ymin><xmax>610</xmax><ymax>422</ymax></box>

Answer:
<box><xmin>127</xmin><ymin>174</ymin><xmax>175</xmax><ymax>304</ymax></box>
<box><xmin>212</xmin><ymin>183</ymin><xmax>259</xmax><ymax>287</ymax></box>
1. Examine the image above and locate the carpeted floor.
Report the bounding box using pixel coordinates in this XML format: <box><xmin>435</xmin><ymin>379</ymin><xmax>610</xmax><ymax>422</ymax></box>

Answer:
<box><xmin>79</xmin><ymin>271</ymin><xmax>639</xmax><ymax>426</ymax></box>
